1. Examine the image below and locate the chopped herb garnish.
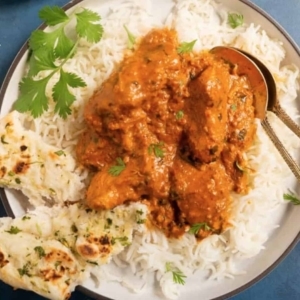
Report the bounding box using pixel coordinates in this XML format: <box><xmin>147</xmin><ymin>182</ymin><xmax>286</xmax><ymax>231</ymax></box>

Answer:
<box><xmin>165</xmin><ymin>262</ymin><xmax>186</xmax><ymax>285</ymax></box>
<box><xmin>8</xmin><ymin>171</ymin><xmax>15</xmax><ymax>176</ymax></box>
<box><xmin>283</xmin><ymin>192</ymin><xmax>300</xmax><ymax>205</ymax></box>
<box><xmin>108</xmin><ymin>157</ymin><xmax>126</xmax><ymax>176</ymax></box>
<box><xmin>87</xmin><ymin>260</ymin><xmax>98</xmax><ymax>265</ymax></box>
<box><xmin>22</xmin><ymin>216</ymin><xmax>31</xmax><ymax>221</ymax></box>
<box><xmin>188</xmin><ymin>222</ymin><xmax>211</xmax><ymax>235</ymax></box>
<box><xmin>5</xmin><ymin>226</ymin><xmax>22</xmax><ymax>234</ymax></box>
<box><xmin>18</xmin><ymin>262</ymin><xmax>32</xmax><ymax>277</ymax></box>
<box><xmin>177</xmin><ymin>39</ymin><xmax>197</xmax><ymax>54</ymax></box>
<box><xmin>230</xmin><ymin>104</ymin><xmax>237</xmax><ymax>111</ymax></box>
<box><xmin>34</xmin><ymin>246</ymin><xmax>46</xmax><ymax>258</ymax></box>
<box><xmin>228</xmin><ymin>13</ymin><xmax>244</xmax><ymax>29</ymax></box>
<box><xmin>176</xmin><ymin>110</ymin><xmax>184</xmax><ymax>120</ymax></box>
<box><xmin>54</xmin><ymin>150</ymin><xmax>66</xmax><ymax>156</ymax></box>
<box><xmin>123</xmin><ymin>25</ymin><xmax>136</xmax><ymax>50</ymax></box>
<box><xmin>148</xmin><ymin>142</ymin><xmax>164</xmax><ymax>158</ymax></box>
<box><xmin>15</xmin><ymin>178</ymin><xmax>21</xmax><ymax>184</ymax></box>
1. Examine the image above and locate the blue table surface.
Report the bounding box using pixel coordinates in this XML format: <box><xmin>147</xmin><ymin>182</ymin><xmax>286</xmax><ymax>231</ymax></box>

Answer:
<box><xmin>0</xmin><ymin>0</ymin><xmax>300</xmax><ymax>299</ymax></box>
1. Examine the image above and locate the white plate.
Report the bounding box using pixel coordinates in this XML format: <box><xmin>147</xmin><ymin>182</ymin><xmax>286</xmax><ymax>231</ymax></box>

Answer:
<box><xmin>0</xmin><ymin>0</ymin><xmax>299</xmax><ymax>299</ymax></box>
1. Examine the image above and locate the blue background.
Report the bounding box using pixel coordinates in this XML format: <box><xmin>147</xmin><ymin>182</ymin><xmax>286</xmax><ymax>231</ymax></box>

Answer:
<box><xmin>0</xmin><ymin>0</ymin><xmax>300</xmax><ymax>299</ymax></box>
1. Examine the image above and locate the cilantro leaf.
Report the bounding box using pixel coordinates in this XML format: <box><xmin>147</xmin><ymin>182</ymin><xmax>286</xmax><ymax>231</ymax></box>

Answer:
<box><xmin>148</xmin><ymin>142</ymin><xmax>164</xmax><ymax>158</ymax></box>
<box><xmin>29</xmin><ymin>29</ymin><xmax>60</xmax><ymax>52</ymax></box>
<box><xmin>177</xmin><ymin>40</ymin><xmax>197</xmax><ymax>54</ymax></box>
<box><xmin>54</xmin><ymin>27</ymin><xmax>75</xmax><ymax>58</ymax></box>
<box><xmin>123</xmin><ymin>25</ymin><xmax>136</xmax><ymax>50</ymax></box>
<box><xmin>75</xmin><ymin>9</ymin><xmax>103</xmax><ymax>43</ymax></box>
<box><xmin>39</xmin><ymin>6</ymin><xmax>69</xmax><ymax>26</ymax></box>
<box><xmin>14</xmin><ymin>77</ymin><xmax>49</xmax><ymax>118</ymax></box>
<box><xmin>228</xmin><ymin>13</ymin><xmax>244</xmax><ymax>29</ymax></box>
<box><xmin>188</xmin><ymin>222</ymin><xmax>211</xmax><ymax>235</ymax></box>
<box><xmin>28</xmin><ymin>48</ymin><xmax>57</xmax><ymax>77</ymax></box>
<box><xmin>108</xmin><ymin>157</ymin><xmax>126</xmax><ymax>176</ymax></box>
<box><xmin>283</xmin><ymin>192</ymin><xmax>300</xmax><ymax>205</ymax></box>
<box><xmin>52</xmin><ymin>69</ymin><xmax>86</xmax><ymax>118</ymax></box>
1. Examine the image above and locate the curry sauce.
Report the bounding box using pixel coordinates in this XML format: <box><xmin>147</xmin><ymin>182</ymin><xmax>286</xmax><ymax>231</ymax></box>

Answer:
<box><xmin>76</xmin><ymin>28</ymin><xmax>256</xmax><ymax>239</ymax></box>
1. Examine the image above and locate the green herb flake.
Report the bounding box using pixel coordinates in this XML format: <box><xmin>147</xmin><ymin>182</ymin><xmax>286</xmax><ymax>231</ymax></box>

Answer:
<box><xmin>228</xmin><ymin>13</ymin><xmax>244</xmax><ymax>29</ymax></box>
<box><xmin>15</xmin><ymin>178</ymin><xmax>21</xmax><ymax>184</ymax></box>
<box><xmin>34</xmin><ymin>246</ymin><xmax>46</xmax><ymax>258</ymax></box>
<box><xmin>177</xmin><ymin>40</ymin><xmax>197</xmax><ymax>54</ymax></box>
<box><xmin>71</xmin><ymin>224</ymin><xmax>78</xmax><ymax>233</ymax></box>
<box><xmin>22</xmin><ymin>216</ymin><xmax>31</xmax><ymax>221</ymax></box>
<box><xmin>148</xmin><ymin>142</ymin><xmax>164</xmax><ymax>158</ymax></box>
<box><xmin>123</xmin><ymin>25</ymin><xmax>136</xmax><ymax>50</ymax></box>
<box><xmin>188</xmin><ymin>222</ymin><xmax>211</xmax><ymax>235</ymax></box>
<box><xmin>111</xmin><ymin>236</ymin><xmax>130</xmax><ymax>247</ymax></box>
<box><xmin>18</xmin><ymin>262</ymin><xmax>32</xmax><ymax>277</ymax></box>
<box><xmin>108</xmin><ymin>157</ymin><xmax>126</xmax><ymax>176</ymax></box>
<box><xmin>8</xmin><ymin>171</ymin><xmax>15</xmax><ymax>177</ymax></box>
<box><xmin>175</xmin><ymin>110</ymin><xmax>184</xmax><ymax>120</ymax></box>
<box><xmin>283</xmin><ymin>192</ymin><xmax>300</xmax><ymax>205</ymax></box>
<box><xmin>54</xmin><ymin>150</ymin><xmax>66</xmax><ymax>156</ymax></box>
<box><xmin>165</xmin><ymin>262</ymin><xmax>187</xmax><ymax>285</ymax></box>
<box><xmin>5</xmin><ymin>226</ymin><xmax>22</xmax><ymax>234</ymax></box>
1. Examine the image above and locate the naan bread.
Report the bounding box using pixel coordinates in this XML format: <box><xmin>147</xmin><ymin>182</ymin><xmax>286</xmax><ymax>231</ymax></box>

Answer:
<box><xmin>0</xmin><ymin>202</ymin><xmax>148</xmax><ymax>299</ymax></box>
<box><xmin>0</xmin><ymin>111</ymin><xmax>86</xmax><ymax>206</ymax></box>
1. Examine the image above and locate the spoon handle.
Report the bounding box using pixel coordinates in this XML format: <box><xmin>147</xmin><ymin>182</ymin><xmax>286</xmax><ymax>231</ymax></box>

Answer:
<box><xmin>273</xmin><ymin>103</ymin><xmax>300</xmax><ymax>138</ymax></box>
<box><xmin>261</xmin><ymin>117</ymin><xmax>300</xmax><ymax>182</ymax></box>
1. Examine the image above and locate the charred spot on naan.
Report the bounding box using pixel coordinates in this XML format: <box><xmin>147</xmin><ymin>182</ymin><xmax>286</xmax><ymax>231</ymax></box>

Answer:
<box><xmin>0</xmin><ymin>251</ymin><xmax>9</xmax><ymax>268</ymax></box>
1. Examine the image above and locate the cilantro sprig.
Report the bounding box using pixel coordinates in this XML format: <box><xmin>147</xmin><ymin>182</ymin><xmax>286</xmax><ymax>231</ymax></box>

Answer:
<box><xmin>228</xmin><ymin>13</ymin><xmax>244</xmax><ymax>29</ymax></box>
<box><xmin>14</xmin><ymin>6</ymin><xmax>103</xmax><ymax>119</ymax></box>
<box><xmin>283</xmin><ymin>192</ymin><xmax>300</xmax><ymax>205</ymax></box>
<box><xmin>108</xmin><ymin>157</ymin><xmax>126</xmax><ymax>176</ymax></box>
<box><xmin>165</xmin><ymin>262</ymin><xmax>186</xmax><ymax>285</ymax></box>
<box><xmin>188</xmin><ymin>222</ymin><xmax>211</xmax><ymax>235</ymax></box>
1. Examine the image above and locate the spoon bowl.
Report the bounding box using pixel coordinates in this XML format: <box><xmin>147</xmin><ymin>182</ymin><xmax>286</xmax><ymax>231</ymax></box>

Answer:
<box><xmin>211</xmin><ymin>46</ymin><xmax>300</xmax><ymax>182</ymax></box>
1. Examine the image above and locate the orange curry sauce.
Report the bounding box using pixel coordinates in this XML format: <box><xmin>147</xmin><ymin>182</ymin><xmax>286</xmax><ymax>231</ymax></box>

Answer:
<box><xmin>76</xmin><ymin>28</ymin><xmax>256</xmax><ymax>239</ymax></box>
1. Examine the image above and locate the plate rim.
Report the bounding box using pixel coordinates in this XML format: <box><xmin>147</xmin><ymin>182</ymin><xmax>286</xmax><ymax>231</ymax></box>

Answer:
<box><xmin>0</xmin><ymin>0</ymin><xmax>299</xmax><ymax>300</ymax></box>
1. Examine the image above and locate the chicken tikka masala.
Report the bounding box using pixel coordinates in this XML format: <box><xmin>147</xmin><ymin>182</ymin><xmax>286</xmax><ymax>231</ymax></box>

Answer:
<box><xmin>76</xmin><ymin>28</ymin><xmax>256</xmax><ymax>239</ymax></box>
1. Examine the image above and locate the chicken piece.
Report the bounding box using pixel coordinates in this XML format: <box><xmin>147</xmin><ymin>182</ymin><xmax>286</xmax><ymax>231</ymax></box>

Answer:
<box><xmin>171</xmin><ymin>157</ymin><xmax>233</xmax><ymax>237</ymax></box>
<box><xmin>184</xmin><ymin>59</ymin><xmax>230</xmax><ymax>163</ymax></box>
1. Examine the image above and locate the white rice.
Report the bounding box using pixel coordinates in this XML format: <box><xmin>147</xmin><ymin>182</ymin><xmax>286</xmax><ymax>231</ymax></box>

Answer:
<box><xmin>9</xmin><ymin>0</ymin><xmax>300</xmax><ymax>299</ymax></box>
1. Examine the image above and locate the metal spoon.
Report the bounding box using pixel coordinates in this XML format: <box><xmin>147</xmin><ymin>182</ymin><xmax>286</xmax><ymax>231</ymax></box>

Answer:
<box><xmin>210</xmin><ymin>46</ymin><xmax>300</xmax><ymax>181</ymax></box>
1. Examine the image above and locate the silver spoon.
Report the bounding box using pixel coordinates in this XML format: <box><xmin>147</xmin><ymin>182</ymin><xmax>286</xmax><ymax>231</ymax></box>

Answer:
<box><xmin>210</xmin><ymin>46</ymin><xmax>300</xmax><ymax>181</ymax></box>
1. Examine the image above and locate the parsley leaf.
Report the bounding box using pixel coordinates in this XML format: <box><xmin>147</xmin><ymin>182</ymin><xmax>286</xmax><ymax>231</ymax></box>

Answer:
<box><xmin>108</xmin><ymin>157</ymin><xmax>126</xmax><ymax>176</ymax></box>
<box><xmin>75</xmin><ymin>9</ymin><xmax>103</xmax><ymax>43</ymax></box>
<box><xmin>18</xmin><ymin>262</ymin><xmax>32</xmax><ymax>277</ymax></box>
<box><xmin>52</xmin><ymin>69</ymin><xmax>86</xmax><ymax>118</ymax></box>
<box><xmin>148</xmin><ymin>142</ymin><xmax>164</xmax><ymax>158</ymax></box>
<box><xmin>123</xmin><ymin>25</ymin><xmax>136</xmax><ymax>50</ymax></box>
<box><xmin>5</xmin><ymin>226</ymin><xmax>22</xmax><ymax>234</ymax></box>
<box><xmin>228</xmin><ymin>13</ymin><xmax>244</xmax><ymax>29</ymax></box>
<box><xmin>177</xmin><ymin>40</ymin><xmax>197</xmax><ymax>54</ymax></box>
<box><xmin>165</xmin><ymin>262</ymin><xmax>186</xmax><ymax>285</ymax></box>
<box><xmin>188</xmin><ymin>222</ymin><xmax>211</xmax><ymax>235</ymax></box>
<box><xmin>39</xmin><ymin>6</ymin><xmax>69</xmax><ymax>26</ymax></box>
<box><xmin>283</xmin><ymin>192</ymin><xmax>300</xmax><ymax>205</ymax></box>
